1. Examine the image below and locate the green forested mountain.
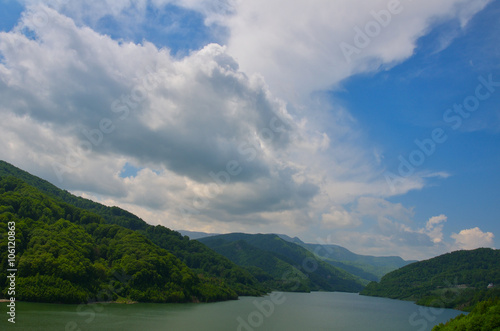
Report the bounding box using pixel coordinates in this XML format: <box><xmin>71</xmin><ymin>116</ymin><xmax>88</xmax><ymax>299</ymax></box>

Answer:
<box><xmin>433</xmin><ymin>299</ymin><xmax>500</xmax><ymax>330</ymax></box>
<box><xmin>0</xmin><ymin>177</ymin><xmax>236</xmax><ymax>303</ymax></box>
<box><xmin>178</xmin><ymin>230</ymin><xmax>221</xmax><ymax>240</ymax></box>
<box><xmin>198</xmin><ymin>233</ymin><xmax>365</xmax><ymax>293</ymax></box>
<box><xmin>361</xmin><ymin>248</ymin><xmax>500</xmax><ymax>310</ymax></box>
<box><xmin>0</xmin><ymin>161</ymin><xmax>266</xmax><ymax>303</ymax></box>
<box><xmin>182</xmin><ymin>230</ymin><xmax>413</xmax><ymax>283</ymax></box>
<box><xmin>277</xmin><ymin>235</ymin><xmax>415</xmax><ymax>282</ymax></box>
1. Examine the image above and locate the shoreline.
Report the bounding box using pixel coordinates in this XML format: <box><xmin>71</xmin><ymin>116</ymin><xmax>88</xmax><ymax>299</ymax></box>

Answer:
<box><xmin>0</xmin><ymin>299</ymin><xmax>138</xmax><ymax>304</ymax></box>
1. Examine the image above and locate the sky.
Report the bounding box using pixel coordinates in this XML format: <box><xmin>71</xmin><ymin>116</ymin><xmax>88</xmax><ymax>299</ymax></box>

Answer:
<box><xmin>0</xmin><ymin>0</ymin><xmax>499</xmax><ymax>260</ymax></box>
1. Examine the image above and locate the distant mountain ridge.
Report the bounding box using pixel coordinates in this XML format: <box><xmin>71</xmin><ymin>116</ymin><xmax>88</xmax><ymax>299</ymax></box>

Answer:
<box><xmin>178</xmin><ymin>230</ymin><xmax>221</xmax><ymax>240</ymax></box>
<box><xmin>182</xmin><ymin>230</ymin><xmax>414</xmax><ymax>282</ymax></box>
<box><xmin>275</xmin><ymin>234</ymin><xmax>415</xmax><ymax>279</ymax></box>
<box><xmin>198</xmin><ymin>233</ymin><xmax>365</xmax><ymax>292</ymax></box>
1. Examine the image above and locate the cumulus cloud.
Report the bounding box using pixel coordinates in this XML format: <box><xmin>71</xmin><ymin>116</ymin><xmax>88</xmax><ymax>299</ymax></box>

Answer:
<box><xmin>0</xmin><ymin>4</ymin><xmax>423</xmax><ymax>233</ymax></box>
<box><xmin>321</xmin><ymin>206</ymin><xmax>361</xmax><ymax>229</ymax></box>
<box><xmin>1</xmin><ymin>6</ymin><xmax>293</xmax><ymax>179</ymax></box>
<box><xmin>1</xmin><ymin>1</ymin><xmax>495</xmax><ymax>260</ymax></box>
<box><xmin>218</xmin><ymin>0</ymin><xmax>492</xmax><ymax>100</ymax></box>
<box><xmin>322</xmin><ymin>215</ymin><xmax>495</xmax><ymax>259</ymax></box>
<box><xmin>0</xmin><ymin>5</ymin><xmax>324</xmax><ymax>231</ymax></box>
<box><xmin>18</xmin><ymin>0</ymin><xmax>491</xmax><ymax>100</ymax></box>
<box><xmin>423</xmin><ymin>214</ymin><xmax>447</xmax><ymax>243</ymax></box>
<box><xmin>315</xmin><ymin>210</ymin><xmax>454</xmax><ymax>259</ymax></box>
<box><xmin>451</xmin><ymin>227</ymin><xmax>495</xmax><ymax>250</ymax></box>
<box><xmin>356</xmin><ymin>197</ymin><xmax>414</xmax><ymax>222</ymax></box>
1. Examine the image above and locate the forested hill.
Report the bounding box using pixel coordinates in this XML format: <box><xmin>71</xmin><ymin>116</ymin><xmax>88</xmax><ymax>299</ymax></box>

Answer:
<box><xmin>277</xmin><ymin>235</ymin><xmax>414</xmax><ymax>282</ymax></box>
<box><xmin>361</xmin><ymin>248</ymin><xmax>500</xmax><ymax>310</ymax></box>
<box><xmin>198</xmin><ymin>233</ymin><xmax>365</xmax><ymax>292</ymax></box>
<box><xmin>432</xmin><ymin>299</ymin><xmax>500</xmax><ymax>330</ymax></box>
<box><xmin>182</xmin><ymin>230</ymin><xmax>414</xmax><ymax>283</ymax></box>
<box><xmin>0</xmin><ymin>160</ymin><xmax>266</xmax><ymax>303</ymax></box>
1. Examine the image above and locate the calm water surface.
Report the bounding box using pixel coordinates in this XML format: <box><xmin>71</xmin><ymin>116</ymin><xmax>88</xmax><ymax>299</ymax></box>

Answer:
<box><xmin>1</xmin><ymin>292</ymin><xmax>463</xmax><ymax>331</ymax></box>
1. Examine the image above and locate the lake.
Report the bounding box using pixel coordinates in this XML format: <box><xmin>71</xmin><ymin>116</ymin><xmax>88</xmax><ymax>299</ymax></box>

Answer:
<box><xmin>1</xmin><ymin>292</ymin><xmax>463</xmax><ymax>330</ymax></box>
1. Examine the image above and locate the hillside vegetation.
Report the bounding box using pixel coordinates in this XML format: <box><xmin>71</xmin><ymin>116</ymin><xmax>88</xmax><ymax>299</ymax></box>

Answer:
<box><xmin>199</xmin><ymin>233</ymin><xmax>365</xmax><ymax>293</ymax></box>
<box><xmin>285</xmin><ymin>237</ymin><xmax>414</xmax><ymax>282</ymax></box>
<box><xmin>0</xmin><ymin>161</ymin><xmax>265</xmax><ymax>296</ymax></box>
<box><xmin>433</xmin><ymin>299</ymin><xmax>500</xmax><ymax>330</ymax></box>
<box><xmin>0</xmin><ymin>177</ymin><xmax>239</xmax><ymax>303</ymax></box>
<box><xmin>0</xmin><ymin>161</ymin><xmax>267</xmax><ymax>303</ymax></box>
<box><xmin>183</xmin><ymin>231</ymin><xmax>413</xmax><ymax>283</ymax></box>
<box><xmin>361</xmin><ymin>248</ymin><xmax>500</xmax><ymax>311</ymax></box>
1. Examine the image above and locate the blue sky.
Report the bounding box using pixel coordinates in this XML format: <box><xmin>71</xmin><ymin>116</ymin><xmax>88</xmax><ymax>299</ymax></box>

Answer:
<box><xmin>94</xmin><ymin>4</ymin><xmax>224</xmax><ymax>56</ymax></box>
<box><xmin>0</xmin><ymin>0</ymin><xmax>498</xmax><ymax>259</ymax></box>
<box><xmin>332</xmin><ymin>2</ymin><xmax>500</xmax><ymax>238</ymax></box>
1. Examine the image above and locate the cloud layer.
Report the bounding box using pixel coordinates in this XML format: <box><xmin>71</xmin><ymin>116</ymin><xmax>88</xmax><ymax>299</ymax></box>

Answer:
<box><xmin>0</xmin><ymin>5</ymin><xmax>322</xmax><ymax>228</ymax></box>
<box><xmin>0</xmin><ymin>1</ymin><xmax>496</xmax><ymax>259</ymax></box>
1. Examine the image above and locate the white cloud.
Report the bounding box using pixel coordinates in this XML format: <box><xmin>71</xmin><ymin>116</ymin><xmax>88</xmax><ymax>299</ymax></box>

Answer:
<box><xmin>0</xmin><ymin>5</ymin><xmax>419</xmax><ymax>231</ymax></box>
<box><xmin>18</xmin><ymin>1</ymin><xmax>491</xmax><ymax>101</ymax></box>
<box><xmin>315</xmin><ymin>212</ymin><xmax>458</xmax><ymax>260</ymax></box>
<box><xmin>218</xmin><ymin>0</ymin><xmax>492</xmax><ymax>100</ymax></box>
<box><xmin>451</xmin><ymin>227</ymin><xmax>495</xmax><ymax>250</ymax></box>
<box><xmin>356</xmin><ymin>197</ymin><xmax>414</xmax><ymax>222</ymax></box>
<box><xmin>18</xmin><ymin>0</ymin><xmax>150</xmax><ymax>25</ymax></box>
<box><xmin>321</xmin><ymin>206</ymin><xmax>361</xmax><ymax>229</ymax></box>
<box><xmin>0</xmin><ymin>2</ymin><xmax>495</xmax><ymax>260</ymax></box>
<box><xmin>0</xmin><ymin>5</ymin><xmax>323</xmax><ymax>232</ymax></box>
<box><xmin>423</xmin><ymin>215</ymin><xmax>447</xmax><ymax>243</ymax></box>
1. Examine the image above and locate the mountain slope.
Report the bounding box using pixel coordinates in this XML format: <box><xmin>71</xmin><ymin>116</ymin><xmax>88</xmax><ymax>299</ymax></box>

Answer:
<box><xmin>0</xmin><ymin>176</ymin><xmax>238</xmax><ymax>303</ymax></box>
<box><xmin>361</xmin><ymin>248</ymin><xmax>500</xmax><ymax>310</ymax></box>
<box><xmin>198</xmin><ymin>233</ymin><xmax>365</xmax><ymax>293</ymax></box>
<box><xmin>433</xmin><ymin>299</ymin><xmax>500</xmax><ymax>331</ymax></box>
<box><xmin>0</xmin><ymin>160</ymin><xmax>266</xmax><ymax>299</ymax></box>
<box><xmin>180</xmin><ymin>230</ymin><xmax>412</xmax><ymax>282</ymax></box>
<box><xmin>297</xmin><ymin>241</ymin><xmax>415</xmax><ymax>281</ymax></box>
<box><xmin>178</xmin><ymin>230</ymin><xmax>221</xmax><ymax>240</ymax></box>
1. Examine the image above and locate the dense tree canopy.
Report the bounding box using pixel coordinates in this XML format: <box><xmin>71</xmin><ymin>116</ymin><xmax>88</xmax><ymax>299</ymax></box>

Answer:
<box><xmin>433</xmin><ymin>299</ymin><xmax>500</xmax><ymax>330</ymax></box>
<box><xmin>199</xmin><ymin>233</ymin><xmax>365</xmax><ymax>292</ymax></box>
<box><xmin>0</xmin><ymin>175</ymin><xmax>250</xmax><ymax>303</ymax></box>
<box><xmin>0</xmin><ymin>160</ymin><xmax>266</xmax><ymax>298</ymax></box>
<box><xmin>361</xmin><ymin>248</ymin><xmax>500</xmax><ymax>311</ymax></box>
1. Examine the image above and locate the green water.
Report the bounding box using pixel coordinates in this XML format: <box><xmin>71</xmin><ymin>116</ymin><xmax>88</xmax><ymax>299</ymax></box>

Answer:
<box><xmin>1</xmin><ymin>292</ymin><xmax>463</xmax><ymax>331</ymax></box>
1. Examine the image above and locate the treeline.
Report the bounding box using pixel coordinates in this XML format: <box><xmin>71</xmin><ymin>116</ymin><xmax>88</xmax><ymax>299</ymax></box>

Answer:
<box><xmin>361</xmin><ymin>248</ymin><xmax>500</xmax><ymax>311</ymax></box>
<box><xmin>298</xmin><ymin>241</ymin><xmax>413</xmax><ymax>282</ymax></box>
<box><xmin>0</xmin><ymin>176</ymin><xmax>255</xmax><ymax>303</ymax></box>
<box><xmin>0</xmin><ymin>160</ymin><xmax>266</xmax><ymax>297</ymax></box>
<box><xmin>433</xmin><ymin>299</ymin><xmax>500</xmax><ymax>330</ymax></box>
<box><xmin>199</xmin><ymin>233</ymin><xmax>365</xmax><ymax>293</ymax></box>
